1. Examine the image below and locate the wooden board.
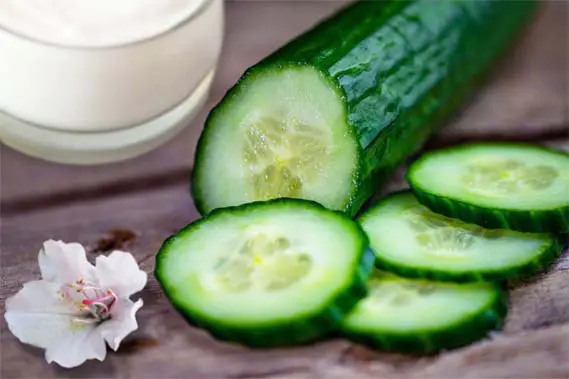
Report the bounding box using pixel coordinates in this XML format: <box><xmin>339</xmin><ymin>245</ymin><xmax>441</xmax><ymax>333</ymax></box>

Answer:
<box><xmin>1</xmin><ymin>1</ymin><xmax>567</xmax><ymax>209</ymax></box>
<box><xmin>2</xmin><ymin>165</ymin><xmax>568</xmax><ymax>379</ymax></box>
<box><xmin>1</xmin><ymin>1</ymin><xmax>568</xmax><ymax>378</ymax></box>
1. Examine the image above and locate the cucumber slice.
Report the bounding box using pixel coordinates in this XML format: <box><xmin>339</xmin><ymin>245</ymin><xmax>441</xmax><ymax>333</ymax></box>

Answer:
<box><xmin>358</xmin><ymin>191</ymin><xmax>562</xmax><ymax>282</ymax></box>
<box><xmin>341</xmin><ymin>271</ymin><xmax>507</xmax><ymax>354</ymax></box>
<box><xmin>407</xmin><ymin>143</ymin><xmax>569</xmax><ymax>233</ymax></box>
<box><xmin>155</xmin><ymin>199</ymin><xmax>374</xmax><ymax>347</ymax></box>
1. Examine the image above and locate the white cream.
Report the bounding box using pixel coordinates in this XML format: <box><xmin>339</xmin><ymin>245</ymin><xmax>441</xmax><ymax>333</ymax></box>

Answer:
<box><xmin>0</xmin><ymin>0</ymin><xmax>223</xmax><ymax>132</ymax></box>
<box><xmin>0</xmin><ymin>0</ymin><xmax>207</xmax><ymax>47</ymax></box>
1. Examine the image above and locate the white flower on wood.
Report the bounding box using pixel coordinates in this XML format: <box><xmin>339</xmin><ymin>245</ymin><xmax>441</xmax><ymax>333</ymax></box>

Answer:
<box><xmin>4</xmin><ymin>240</ymin><xmax>147</xmax><ymax>368</ymax></box>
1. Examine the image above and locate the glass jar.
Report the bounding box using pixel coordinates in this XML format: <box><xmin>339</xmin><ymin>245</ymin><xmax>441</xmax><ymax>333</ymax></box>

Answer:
<box><xmin>0</xmin><ymin>0</ymin><xmax>224</xmax><ymax>164</ymax></box>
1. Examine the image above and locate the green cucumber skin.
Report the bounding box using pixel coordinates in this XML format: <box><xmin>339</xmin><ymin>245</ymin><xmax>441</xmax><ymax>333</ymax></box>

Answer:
<box><xmin>342</xmin><ymin>285</ymin><xmax>508</xmax><ymax>354</ymax></box>
<box><xmin>407</xmin><ymin>144</ymin><xmax>569</xmax><ymax>233</ymax></box>
<box><xmin>193</xmin><ymin>0</ymin><xmax>538</xmax><ymax>216</ymax></box>
<box><xmin>362</xmin><ymin>190</ymin><xmax>564</xmax><ymax>283</ymax></box>
<box><xmin>155</xmin><ymin>198</ymin><xmax>376</xmax><ymax>348</ymax></box>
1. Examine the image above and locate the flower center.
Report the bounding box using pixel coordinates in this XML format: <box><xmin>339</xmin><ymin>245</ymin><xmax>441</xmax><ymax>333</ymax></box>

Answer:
<box><xmin>60</xmin><ymin>279</ymin><xmax>117</xmax><ymax>324</ymax></box>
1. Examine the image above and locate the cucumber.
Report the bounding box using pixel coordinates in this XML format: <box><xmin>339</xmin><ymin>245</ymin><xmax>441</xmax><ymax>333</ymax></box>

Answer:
<box><xmin>193</xmin><ymin>0</ymin><xmax>538</xmax><ymax>217</ymax></box>
<box><xmin>154</xmin><ymin>198</ymin><xmax>374</xmax><ymax>347</ymax></box>
<box><xmin>407</xmin><ymin>143</ymin><xmax>569</xmax><ymax>233</ymax></box>
<box><xmin>358</xmin><ymin>191</ymin><xmax>562</xmax><ymax>282</ymax></box>
<box><xmin>341</xmin><ymin>271</ymin><xmax>507</xmax><ymax>354</ymax></box>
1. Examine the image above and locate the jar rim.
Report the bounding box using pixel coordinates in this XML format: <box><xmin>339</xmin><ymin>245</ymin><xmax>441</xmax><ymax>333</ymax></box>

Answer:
<box><xmin>0</xmin><ymin>0</ymin><xmax>215</xmax><ymax>50</ymax></box>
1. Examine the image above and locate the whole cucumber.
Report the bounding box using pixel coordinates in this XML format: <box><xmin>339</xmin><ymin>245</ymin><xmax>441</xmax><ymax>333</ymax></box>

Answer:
<box><xmin>193</xmin><ymin>0</ymin><xmax>538</xmax><ymax>216</ymax></box>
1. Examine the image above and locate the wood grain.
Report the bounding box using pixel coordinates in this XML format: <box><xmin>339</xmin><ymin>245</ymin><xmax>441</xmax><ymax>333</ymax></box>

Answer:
<box><xmin>1</xmin><ymin>1</ymin><xmax>567</xmax><ymax>209</ymax></box>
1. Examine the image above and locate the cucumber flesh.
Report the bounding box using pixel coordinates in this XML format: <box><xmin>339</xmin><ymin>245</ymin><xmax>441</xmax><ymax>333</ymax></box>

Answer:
<box><xmin>408</xmin><ymin>143</ymin><xmax>569</xmax><ymax>233</ymax></box>
<box><xmin>194</xmin><ymin>67</ymin><xmax>359</xmax><ymax>214</ymax></box>
<box><xmin>341</xmin><ymin>271</ymin><xmax>507</xmax><ymax>354</ymax></box>
<box><xmin>155</xmin><ymin>199</ymin><xmax>374</xmax><ymax>347</ymax></box>
<box><xmin>358</xmin><ymin>191</ymin><xmax>562</xmax><ymax>282</ymax></box>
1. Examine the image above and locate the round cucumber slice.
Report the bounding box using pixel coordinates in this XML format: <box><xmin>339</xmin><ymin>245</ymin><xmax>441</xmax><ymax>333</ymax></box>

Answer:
<box><xmin>341</xmin><ymin>271</ymin><xmax>507</xmax><ymax>354</ymax></box>
<box><xmin>407</xmin><ymin>143</ymin><xmax>569</xmax><ymax>233</ymax></box>
<box><xmin>358</xmin><ymin>191</ymin><xmax>562</xmax><ymax>282</ymax></box>
<box><xmin>155</xmin><ymin>199</ymin><xmax>374</xmax><ymax>347</ymax></box>
<box><xmin>193</xmin><ymin>65</ymin><xmax>360</xmax><ymax>216</ymax></box>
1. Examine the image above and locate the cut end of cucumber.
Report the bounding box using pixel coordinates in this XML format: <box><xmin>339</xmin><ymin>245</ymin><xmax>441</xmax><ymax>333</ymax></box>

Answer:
<box><xmin>194</xmin><ymin>65</ymin><xmax>359</xmax><ymax>215</ymax></box>
<box><xmin>244</xmin><ymin>116</ymin><xmax>328</xmax><ymax>201</ymax></box>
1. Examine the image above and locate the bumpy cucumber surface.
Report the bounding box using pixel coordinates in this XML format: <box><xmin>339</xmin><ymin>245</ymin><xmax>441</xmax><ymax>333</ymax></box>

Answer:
<box><xmin>358</xmin><ymin>191</ymin><xmax>562</xmax><ymax>282</ymax></box>
<box><xmin>408</xmin><ymin>143</ymin><xmax>569</xmax><ymax>233</ymax></box>
<box><xmin>155</xmin><ymin>199</ymin><xmax>374</xmax><ymax>347</ymax></box>
<box><xmin>193</xmin><ymin>0</ymin><xmax>538</xmax><ymax>217</ymax></box>
<box><xmin>341</xmin><ymin>271</ymin><xmax>507</xmax><ymax>354</ymax></box>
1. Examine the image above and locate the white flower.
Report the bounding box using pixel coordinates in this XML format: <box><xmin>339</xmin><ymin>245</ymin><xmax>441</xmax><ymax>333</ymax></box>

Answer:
<box><xmin>4</xmin><ymin>240</ymin><xmax>147</xmax><ymax>368</ymax></box>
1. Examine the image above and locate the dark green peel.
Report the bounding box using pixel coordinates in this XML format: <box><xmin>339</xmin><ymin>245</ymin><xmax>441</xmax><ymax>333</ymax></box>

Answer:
<box><xmin>193</xmin><ymin>0</ymin><xmax>538</xmax><ymax>216</ymax></box>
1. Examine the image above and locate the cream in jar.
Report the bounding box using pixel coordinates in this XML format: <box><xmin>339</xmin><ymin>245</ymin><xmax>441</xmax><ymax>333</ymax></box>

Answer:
<box><xmin>0</xmin><ymin>0</ymin><xmax>223</xmax><ymax>164</ymax></box>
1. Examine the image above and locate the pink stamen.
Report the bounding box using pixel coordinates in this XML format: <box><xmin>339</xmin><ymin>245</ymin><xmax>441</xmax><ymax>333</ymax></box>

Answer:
<box><xmin>61</xmin><ymin>280</ymin><xmax>118</xmax><ymax>322</ymax></box>
<box><xmin>82</xmin><ymin>294</ymin><xmax>115</xmax><ymax>306</ymax></box>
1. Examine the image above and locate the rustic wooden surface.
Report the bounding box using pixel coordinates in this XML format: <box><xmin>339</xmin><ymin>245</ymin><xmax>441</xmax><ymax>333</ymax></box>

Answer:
<box><xmin>1</xmin><ymin>1</ymin><xmax>568</xmax><ymax>378</ymax></box>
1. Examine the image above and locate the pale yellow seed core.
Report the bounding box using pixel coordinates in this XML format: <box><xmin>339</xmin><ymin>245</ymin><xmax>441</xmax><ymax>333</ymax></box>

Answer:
<box><xmin>213</xmin><ymin>233</ymin><xmax>313</xmax><ymax>292</ymax></box>
<box><xmin>460</xmin><ymin>159</ymin><xmax>559</xmax><ymax>195</ymax></box>
<box><xmin>403</xmin><ymin>206</ymin><xmax>506</xmax><ymax>258</ymax></box>
<box><xmin>242</xmin><ymin>117</ymin><xmax>328</xmax><ymax>200</ymax></box>
<box><xmin>367</xmin><ymin>277</ymin><xmax>438</xmax><ymax>307</ymax></box>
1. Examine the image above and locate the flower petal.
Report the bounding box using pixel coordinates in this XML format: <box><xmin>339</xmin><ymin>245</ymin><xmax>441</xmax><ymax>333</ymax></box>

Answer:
<box><xmin>5</xmin><ymin>280</ymin><xmax>74</xmax><ymax>315</ymax></box>
<box><xmin>4</xmin><ymin>280</ymin><xmax>76</xmax><ymax>349</ymax></box>
<box><xmin>38</xmin><ymin>240</ymin><xmax>96</xmax><ymax>284</ymax></box>
<box><xmin>98</xmin><ymin>298</ymin><xmax>143</xmax><ymax>351</ymax></box>
<box><xmin>44</xmin><ymin>323</ymin><xmax>107</xmax><ymax>368</ymax></box>
<box><xmin>5</xmin><ymin>280</ymin><xmax>107</xmax><ymax>368</ymax></box>
<box><xmin>95</xmin><ymin>251</ymin><xmax>147</xmax><ymax>298</ymax></box>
